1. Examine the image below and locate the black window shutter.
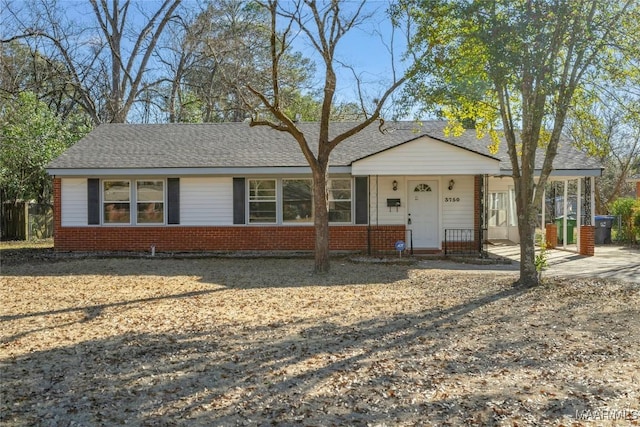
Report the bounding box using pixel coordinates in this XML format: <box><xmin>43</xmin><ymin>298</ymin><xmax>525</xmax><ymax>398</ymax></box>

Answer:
<box><xmin>233</xmin><ymin>178</ymin><xmax>246</xmax><ymax>224</ymax></box>
<box><xmin>355</xmin><ymin>176</ymin><xmax>368</xmax><ymax>224</ymax></box>
<box><xmin>87</xmin><ymin>178</ymin><xmax>100</xmax><ymax>225</ymax></box>
<box><xmin>167</xmin><ymin>178</ymin><xmax>180</xmax><ymax>224</ymax></box>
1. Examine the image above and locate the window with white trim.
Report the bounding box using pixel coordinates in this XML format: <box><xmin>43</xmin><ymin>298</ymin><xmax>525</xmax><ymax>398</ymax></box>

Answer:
<box><xmin>488</xmin><ymin>192</ymin><xmax>507</xmax><ymax>227</ymax></box>
<box><xmin>283</xmin><ymin>179</ymin><xmax>313</xmax><ymax>223</ymax></box>
<box><xmin>103</xmin><ymin>180</ymin><xmax>131</xmax><ymax>224</ymax></box>
<box><xmin>249</xmin><ymin>179</ymin><xmax>276</xmax><ymax>223</ymax></box>
<box><xmin>136</xmin><ymin>180</ymin><xmax>164</xmax><ymax>224</ymax></box>
<box><xmin>328</xmin><ymin>179</ymin><xmax>351</xmax><ymax>223</ymax></box>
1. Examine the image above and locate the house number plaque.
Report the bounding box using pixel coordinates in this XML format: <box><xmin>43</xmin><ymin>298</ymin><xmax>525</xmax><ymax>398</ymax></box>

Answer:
<box><xmin>444</xmin><ymin>197</ymin><xmax>461</xmax><ymax>202</ymax></box>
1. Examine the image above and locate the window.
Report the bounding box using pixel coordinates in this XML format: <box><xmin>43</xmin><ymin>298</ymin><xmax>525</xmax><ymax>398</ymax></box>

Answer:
<box><xmin>283</xmin><ymin>179</ymin><xmax>313</xmax><ymax>223</ymax></box>
<box><xmin>103</xmin><ymin>180</ymin><xmax>131</xmax><ymax>224</ymax></box>
<box><xmin>137</xmin><ymin>180</ymin><xmax>164</xmax><ymax>224</ymax></box>
<box><xmin>508</xmin><ymin>187</ymin><xmax>517</xmax><ymax>227</ymax></box>
<box><xmin>488</xmin><ymin>192</ymin><xmax>507</xmax><ymax>227</ymax></box>
<box><xmin>414</xmin><ymin>183</ymin><xmax>432</xmax><ymax>192</ymax></box>
<box><xmin>328</xmin><ymin>179</ymin><xmax>351</xmax><ymax>222</ymax></box>
<box><xmin>249</xmin><ymin>179</ymin><xmax>276</xmax><ymax>223</ymax></box>
<box><xmin>244</xmin><ymin>178</ymin><xmax>352</xmax><ymax>225</ymax></box>
<box><xmin>101</xmin><ymin>180</ymin><xmax>166</xmax><ymax>225</ymax></box>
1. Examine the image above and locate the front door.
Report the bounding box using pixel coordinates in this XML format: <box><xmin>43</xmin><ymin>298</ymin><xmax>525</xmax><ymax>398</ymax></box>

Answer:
<box><xmin>408</xmin><ymin>180</ymin><xmax>439</xmax><ymax>248</ymax></box>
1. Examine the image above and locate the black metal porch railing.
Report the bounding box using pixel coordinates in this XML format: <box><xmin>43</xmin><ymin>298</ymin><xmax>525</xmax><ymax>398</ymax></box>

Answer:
<box><xmin>444</xmin><ymin>229</ymin><xmax>484</xmax><ymax>257</ymax></box>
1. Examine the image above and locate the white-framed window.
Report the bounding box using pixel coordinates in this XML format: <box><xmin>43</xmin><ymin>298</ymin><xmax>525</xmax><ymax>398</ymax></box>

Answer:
<box><xmin>136</xmin><ymin>180</ymin><xmax>165</xmax><ymax>224</ymax></box>
<box><xmin>103</xmin><ymin>180</ymin><xmax>131</xmax><ymax>224</ymax></box>
<box><xmin>488</xmin><ymin>192</ymin><xmax>507</xmax><ymax>227</ymax></box>
<box><xmin>246</xmin><ymin>177</ymin><xmax>353</xmax><ymax>225</ymax></box>
<box><xmin>328</xmin><ymin>178</ymin><xmax>352</xmax><ymax>223</ymax></box>
<box><xmin>283</xmin><ymin>179</ymin><xmax>313</xmax><ymax>223</ymax></box>
<box><xmin>102</xmin><ymin>179</ymin><xmax>166</xmax><ymax>225</ymax></box>
<box><xmin>249</xmin><ymin>179</ymin><xmax>277</xmax><ymax>223</ymax></box>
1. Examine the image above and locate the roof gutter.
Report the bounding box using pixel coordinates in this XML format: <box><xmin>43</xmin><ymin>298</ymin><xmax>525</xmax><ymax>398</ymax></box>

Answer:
<box><xmin>46</xmin><ymin>166</ymin><xmax>353</xmax><ymax>177</ymax></box>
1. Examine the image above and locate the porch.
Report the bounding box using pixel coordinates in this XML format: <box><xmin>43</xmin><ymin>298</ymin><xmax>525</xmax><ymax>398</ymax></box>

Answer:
<box><xmin>487</xmin><ymin>176</ymin><xmax>597</xmax><ymax>256</ymax></box>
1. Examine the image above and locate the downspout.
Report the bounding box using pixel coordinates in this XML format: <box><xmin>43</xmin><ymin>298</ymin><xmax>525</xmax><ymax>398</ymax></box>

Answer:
<box><xmin>563</xmin><ymin>179</ymin><xmax>568</xmax><ymax>248</ymax></box>
<box><xmin>376</xmin><ymin>175</ymin><xmax>379</xmax><ymax>227</ymax></box>
<box><xmin>367</xmin><ymin>175</ymin><xmax>371</xmax><ymax>255</ymax></box>
<box><xmin>590</xmin><ymin>177</ymin><xmax>595</xmax><ymax>225</ymax></box>
<box><xmin>577</xmin><ymin>178</ymin><xmax>581</xmax><ymax>250</ymax></box>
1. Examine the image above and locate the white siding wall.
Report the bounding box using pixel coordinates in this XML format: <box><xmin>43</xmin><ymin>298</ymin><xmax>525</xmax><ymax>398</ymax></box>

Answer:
<box><xmin>368</xmin><ymin>175</ymin><xmax>475</xmax><ymax>230</ymax></box>
<box><xmin>61</xmin><ymin>178</ymin><xmax>88</xmax><ymax>226</ymax></box>
<box><xmin>488</xmin><ymin>176</ymin><xmax>514</xmax><ymax>192</ymax></box>
<box><xmin>180</xmin><ymin>177</ymin><xmax>233</xmax><ymax>225</ymax></box>
<box><xmin>441</xmin><ymin>176</ymin><xmax>474</xmax><ymax>230</ymax></box>
<box><xmin>352</xmin><ymin>136</ymin><xmax>500</xmax><ymax>175</ymax></box>
<box><xmin>368</xmin><ymin>176</ymin><xmax>406</xmax><ymax>225</ymax></box>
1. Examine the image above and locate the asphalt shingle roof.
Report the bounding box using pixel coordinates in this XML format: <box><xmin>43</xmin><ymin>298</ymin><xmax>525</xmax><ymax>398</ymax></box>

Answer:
<box><xmin>47</xmin><ymin>121</ymin><xmax>602</xmax><ymax>172</ymax></box>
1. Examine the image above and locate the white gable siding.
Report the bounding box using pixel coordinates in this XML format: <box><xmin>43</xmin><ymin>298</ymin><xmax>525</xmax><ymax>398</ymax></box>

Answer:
<box><xmin>180</xmin><ymin>177</ymin><xmax>233</xmax><ymax>225</ymax></box>
<box><xmin>352</xmin><ymin>136</ymin><xmax>499</xmax><ymax>176</ymax></box>
<box><xmin>61</xmin><ymin>178</ymin><xmax>88</xmax><ymax>226</ymax></box>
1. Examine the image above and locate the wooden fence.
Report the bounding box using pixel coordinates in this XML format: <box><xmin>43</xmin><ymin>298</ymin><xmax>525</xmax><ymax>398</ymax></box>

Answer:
<box><xmin>1</xmin><ymin>202</ymin><xmax>53</xmax><ymax>240</ymax></box>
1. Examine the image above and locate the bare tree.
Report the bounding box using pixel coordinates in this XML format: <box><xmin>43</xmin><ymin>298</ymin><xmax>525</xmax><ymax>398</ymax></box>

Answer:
<box><xmin>2</xmin><ymin>0</ymin><xmax>182</xmax><ymax>124</ymax></box>
<box><xmin>240</xmin><ymin>0</ymin><xmax>410</xmax><ymax>273</ymax></box>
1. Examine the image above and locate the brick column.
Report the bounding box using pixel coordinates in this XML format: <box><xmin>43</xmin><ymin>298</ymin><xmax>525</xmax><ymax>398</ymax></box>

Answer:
<box><xmin>579</xmin><ymin>225</ymin><xmax>595</xmax><ymax>256</ymax></box>
<box><xmin>545</xmin><ymin>224</ymin><xmax>557</xmax><ymax>249</ymax></box>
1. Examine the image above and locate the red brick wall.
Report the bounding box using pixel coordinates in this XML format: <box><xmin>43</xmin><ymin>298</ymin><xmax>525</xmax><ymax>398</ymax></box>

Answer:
<box><xmin>53</xmin><ymin>224</ymin><xmax>406</xmax><ymax>253</ymax></box>
<box><xmin>52</xmin><ymin>178</ymin><xmax>405</xmax><ymax>253</ymax></box>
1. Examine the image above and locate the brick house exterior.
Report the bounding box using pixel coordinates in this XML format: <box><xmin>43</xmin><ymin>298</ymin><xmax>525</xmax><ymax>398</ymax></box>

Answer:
<box><xmin>47</xmin><ymin>121</ymin><xmax>602</xmax><ymax>255</ymax></box>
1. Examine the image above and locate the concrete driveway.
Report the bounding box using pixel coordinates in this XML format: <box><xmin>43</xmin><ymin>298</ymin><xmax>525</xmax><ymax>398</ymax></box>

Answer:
<box><xmin>418</xmin><ymin>244</ymin><xmax>639</xmax><ymax>284</ymax></box>
<box><xmin>489</xmin><ymin>244</ymin><xmax>640</xmax><ymax>284</ymax></box>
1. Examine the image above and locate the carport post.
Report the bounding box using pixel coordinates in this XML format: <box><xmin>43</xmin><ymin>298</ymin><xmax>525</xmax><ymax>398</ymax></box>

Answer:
<box><xmin>541</xmin><ymin>187</ymin><xmax>545</xmax><ymax>233</ymax></box>
<box><xmin>563</xmin><ymin>179</ymin><xmax>568</xmax><ymax>249</ymax></box>
<box><xmin>590</xmin><ymin>177</ymin><xmax>595</xmax><ymax>225</ymax></box>
<box><xmin>577</xmin><ymin>178</ymin><xmax>581</xmax><ymax>250</ymax></box>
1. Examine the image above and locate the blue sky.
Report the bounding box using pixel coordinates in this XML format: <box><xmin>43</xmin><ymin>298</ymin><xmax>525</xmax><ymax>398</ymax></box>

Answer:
<box><xmin>287</xmin><ymin>1</ymin><xmax>411</xmax><ymax>107</ymax></box>
<box><xmin>3</xmin><ymin>0</ymin><xmax>412</xmax><ymax>119</ymax></box>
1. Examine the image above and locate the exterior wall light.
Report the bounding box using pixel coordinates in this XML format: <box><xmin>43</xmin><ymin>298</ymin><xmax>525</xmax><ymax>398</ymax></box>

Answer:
<box><xmin>392</xmin><ymin>180</ymin><xmax>398</xmax><ymax>191</ymax></box>
<box><xmin>448</xmin><ymin>179</ymin><xmax>455</xmax><ymax>190</ymax></box>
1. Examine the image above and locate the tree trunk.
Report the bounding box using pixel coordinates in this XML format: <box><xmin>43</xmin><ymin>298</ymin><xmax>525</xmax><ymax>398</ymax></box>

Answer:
<box><xmin>514</xmin><ymin>164</ymin><xmax>541</xmax><ymax>287</ymax></box>
<box><xmin>312</xmin><ymin>164</ymin><xmax>330</xmax><ymax>273</ymax></box>
<box><xmin>518</xmin><ymin>214</ymin><xmax>539</xmax><ymax>286</ymax></box>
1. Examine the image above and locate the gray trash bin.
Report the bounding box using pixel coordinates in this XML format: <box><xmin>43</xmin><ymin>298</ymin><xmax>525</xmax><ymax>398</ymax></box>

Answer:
<box><xmin>594</xmin><ymin>215</ymin><xmax>614</xmax><ymax>244</ymax></box>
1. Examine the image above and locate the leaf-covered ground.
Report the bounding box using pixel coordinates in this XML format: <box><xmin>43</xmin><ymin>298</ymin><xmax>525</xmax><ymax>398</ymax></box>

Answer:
<box><xmin>1</xmin><ymin>255</ymin><xmax>639</xmax><ymax>426</ymax></box>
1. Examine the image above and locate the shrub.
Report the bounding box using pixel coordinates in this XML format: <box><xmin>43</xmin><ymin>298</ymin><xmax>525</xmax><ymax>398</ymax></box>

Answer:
<box><xmin>610</xmin><ymin>198</ymin><xmax>639</xmax><ymax>243</ymax></box>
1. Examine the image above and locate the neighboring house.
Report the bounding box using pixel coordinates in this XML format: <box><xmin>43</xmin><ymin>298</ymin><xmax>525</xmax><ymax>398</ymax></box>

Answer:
<box><xmin>46</xmin><ymin>121</ymin><xmax>602</xmax><ymax>254</ymax></box>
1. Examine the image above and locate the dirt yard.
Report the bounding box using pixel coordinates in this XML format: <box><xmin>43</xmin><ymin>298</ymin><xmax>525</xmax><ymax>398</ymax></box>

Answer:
<box><xmin>1</xmin><ymin>249</ymin><xmax>639</xmax><ymax>426</ymax></box>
